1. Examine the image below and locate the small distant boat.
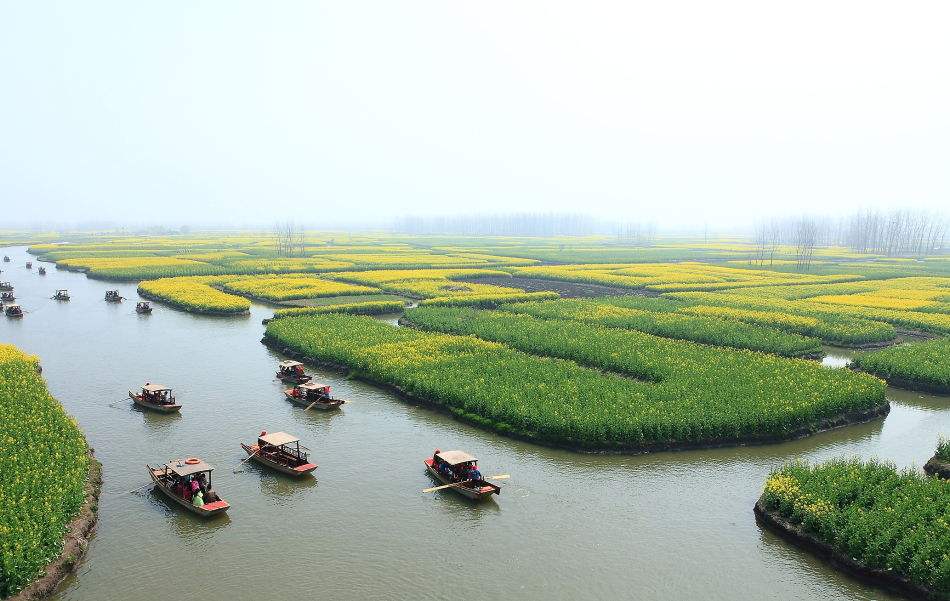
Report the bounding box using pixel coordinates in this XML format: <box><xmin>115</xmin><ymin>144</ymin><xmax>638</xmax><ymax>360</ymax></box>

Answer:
<box><xmin>52</xmin><ymin>289</ymin><xmax>70</xmax><ymax>301</ymax></box>
<box><xmin>2</xmin><ymin>255</ymin><xmax>9</xmax><ymax>262</ymax></box>
<box><xmin>276</xmin><ymin>360</ymin><xmax>312</xmax><ymax>384</ymax></box>
<box><xmin>135</xmin><ymin>301</ymin><xmax>153</xmax><ymax>314</ymax></box>
<box><xmin>146</xmin><ymin>458</ymin><xmax>230</xmax><ymax>518</ymax></box>
<box><xmin>4</xmin><ymin>304</ymin><xmax>23</xmax><ymax>318</ymax></box>
<box><xmin>284</xmin><ymin>382</ymin><xmax>345</xmax><ymax>410</ymax></box>
<box><xmin>0</xmin><ymin>281</ymin><xmax>12</xmax><ymax>291</ymax></box>
<box><xmin>25</xmin><ymin>261</ymin><xmax>32</xmax><ymax>269</ymax></box>
<box><xmin>105</xmin><ymin>290</ymin><xmax>123</xmax><ymax>302</ymax></box>
<box><xmin>424</xmin><ymin>450</ymin><xmax>500</xmax><ymax>501</ymax></box>
<box><xmin>37</xmin><ymin>266</ymin><xmax>46</xmax><ymax>275</ymax></box>
<box><xmin>129</xmin><ymin>383</ymin><xmax>182</xmax><ymax>413</ymax></box>
<box><xmin>240</xmin><ymin>431</ymin><xmax>317</xmax><ymax>477</ymax></box>
<box><xmin>0</xmin><ymin>291</ymin><xmax>14</xmax><ymax>302</ymax></box>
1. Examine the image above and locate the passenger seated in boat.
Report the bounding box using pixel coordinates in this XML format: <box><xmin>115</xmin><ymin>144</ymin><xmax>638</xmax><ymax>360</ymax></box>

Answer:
<box><xmin>192</xmin><ymin>489</ymin><xmax>204</xmax><ymax>507</ymax></box>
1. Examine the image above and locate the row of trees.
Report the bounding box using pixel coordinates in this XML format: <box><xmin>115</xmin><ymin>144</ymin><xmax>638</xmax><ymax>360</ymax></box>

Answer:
<box><xmin>751</xmin><ymin>209</ymin><xmax>947</xmax><ymax>271</ymax></box>
<box><xmin>274</xmin><ymin>221</ymin><xmax>307</xmax><ymax>257</ymax></box>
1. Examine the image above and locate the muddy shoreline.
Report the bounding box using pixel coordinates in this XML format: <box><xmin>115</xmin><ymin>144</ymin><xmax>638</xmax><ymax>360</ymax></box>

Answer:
<box><xmin>9</xmin><ymin>451</ymin><xmax>102</xmax><ymax>601</ymax></box>
<box><xmin>848</xmin><ymin>364</ymin><xmax>950</xmax><ymax>395</ymax></box>
<box><xmin>924</xmin><ymin>456</ymin><xmax>950</xmax><ymax>479</ymax></box>
<box><xmin>262</xmin><ymin>333</ymin><xmax>890</xmax><ymax>455</ymax></box>
<box><xmin>754</xmin><ymin>497</ymin><xmax>937</xmax><ymax>600</ymax></box>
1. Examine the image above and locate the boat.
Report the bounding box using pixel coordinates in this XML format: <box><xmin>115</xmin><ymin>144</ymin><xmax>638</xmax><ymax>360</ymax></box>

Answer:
<box><xmin>240</xmin><ymin>431</ymin><xmax>317</xmax><ymax>477</ymax></box>
<box><xmin>52</xmin><ymin>289</ymin><xmax>70</xmax><ymax>301</ymax></box>
<box><xmin>37</xmin><ymin>266</ymin><xmax>46</xmax><ymax>275</ymax></box>
<box><xmin>284</xmin><ymin>382</ymin><xmax>345</xmax><ymax>410</ymax></box>
<box><xmin>4</xmin><ymin>304</ymin><xmax>23</xmax><ymax>318</ymax></box>
<box><xmin>276</xmin><ymin>360</ymin><xmax>312</xmax><ymax>384</ymax></box>
<box><xmin>0</xmin><ymin>281</ymin><xmax>12</xmax><ymax>291</ymax></box>
<box><xmin>2</xmin><ymin>255</ymin><xmax>9</xmax><ymax>262</ymax></box>
<box><xmin>424</xmin><ymin>450</ymin><xmax>500</xmax><ymax>501</ymax></box>
<box><xmin>146</xmin><ymin>458</ymin><xmax>230</xmax><ymax>517</ymax></box>
<box><xmin>135</xmin><ymin>301</ymin><xmax>153</xmax><ymax>314</ymax></box>
<box><xmin>25</xmin><ymin>261</ymin><xmax>32</xmax><ymax>269</ymax></box>
<box><xmin>105</xmin><ymin>290</ymin><xmax>123</xmax><ymax>302</ymax></box>
<box><xmin>0</xmin><ymin>291</ymin><xmax>14</xmax><ymax>302</ymax></box>
<box><xmin>129</xmin><ymin>383</ymin><xmax>182</xmax><ymax>413</ymax></box>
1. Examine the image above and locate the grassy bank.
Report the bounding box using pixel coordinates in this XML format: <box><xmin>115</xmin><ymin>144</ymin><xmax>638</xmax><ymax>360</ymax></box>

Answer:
<box><xmin>851</xmin><ymin>338</ymin><xmax>950</xmax><ymax>393</ymax></box>
<box><xmin>0</xmin><ymin>345</ymin><xmax>90</xmax><ymax>598</ymax></box>
<box><xmin>757</xmin><ymin>459</ymin><xmax>950</xmax><ymax>598</ymax></box>
<box><xmin>266</xmin><ymin>313</ymin><xmax>885</xmax><ymax>451</ymax></box>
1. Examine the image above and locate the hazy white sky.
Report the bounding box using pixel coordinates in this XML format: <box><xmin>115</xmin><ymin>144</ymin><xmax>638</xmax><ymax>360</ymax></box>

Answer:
<box><xmin>1</xmin><ymin>1</ymin><xmax>947</xmax><ymax>229</ymax></box>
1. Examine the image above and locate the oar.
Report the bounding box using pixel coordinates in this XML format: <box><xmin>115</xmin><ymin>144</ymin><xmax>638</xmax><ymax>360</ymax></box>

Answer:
<box><xmin>423</xmin><ymin>479</ymin><xmax>473</xmax><ymax>493</ymax></box>
<box><xmin>125</xmin><ymin>481</ymin><xmax>156</xmax><ymax>495</ymax></box>
<box><xmin>232</xmin><ymin>449</ymin><xmax>260</xmax><ymax>472</ymax></box>
<box><xmin>487</xmin><ymin>474</ymin><xmax>510</xmax><ymax>480</ymax></box>
<box><xmin>304</xmin><ymin>401</ymin><xmax>319</xmax><ymax>411</ymax></box>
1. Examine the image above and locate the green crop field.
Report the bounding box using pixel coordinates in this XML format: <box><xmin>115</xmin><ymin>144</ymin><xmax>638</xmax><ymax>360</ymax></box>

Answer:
<box><xmin>851</xmin><ymin>337</ymin><xmax>950</xmax><ymax>393</ymax></box>
<box><xmin>267</xmin><ymin>312</ymin><xmax>885</xmax><ymax>450</ymax></box>
<box><xmin>0</xmin><ymin>345</ymin><xmax>90</xmax><ymax>597</ymax></box>
<box><xmin>760</xmin><ymin>459</ymin><xmax>950</xmax><ymax>596</ymax></box>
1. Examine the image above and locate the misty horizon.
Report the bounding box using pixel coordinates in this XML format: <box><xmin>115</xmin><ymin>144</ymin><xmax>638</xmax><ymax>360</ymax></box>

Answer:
<box><xmin>2</xmin><ymin>2</ymin><xmax>948</xmax><ymax>229</ymax></box>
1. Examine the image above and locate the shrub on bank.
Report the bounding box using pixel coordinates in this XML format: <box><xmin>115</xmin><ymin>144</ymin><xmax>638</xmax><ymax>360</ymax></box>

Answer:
<box><xmin>0</xmin><ymin>345</ymin><xmax>89</xmax><ymax>598</ymax></box>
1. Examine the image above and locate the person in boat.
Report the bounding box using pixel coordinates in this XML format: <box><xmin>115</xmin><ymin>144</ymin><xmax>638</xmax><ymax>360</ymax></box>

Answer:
<box><xmin>464</xmin><ymin>463</ymin><xmax>482</xmax><ymax>482</ymax></box>
<box><xmin>192</xmin><ymin>489</ymin><xmax>204</xmax><ymax>508</ymax></box>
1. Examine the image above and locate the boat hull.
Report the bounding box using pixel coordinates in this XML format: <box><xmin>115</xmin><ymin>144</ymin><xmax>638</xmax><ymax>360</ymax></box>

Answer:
<box><xmin>284</xmin><ymin>391</ymin><xmax>345</xmax><ymax>410</ymax></box>
<box><xmin>146</xmin><ymin>466</ymin><xmax>229</xmax><ymax>517</ymax></box>
<box><xmin>424</xmin><ymin>459</ymin><xmax>500</xmax><ymax>501</ymax></box>
<box><xmin>240</xmin><ymin>443</ymin><xmax>317</xmax><ymax>477</ymax></box>
<box><xmin>130</xmin><ymin>392</ymin><xmax>182</xmax><ymax>413</ymax></box>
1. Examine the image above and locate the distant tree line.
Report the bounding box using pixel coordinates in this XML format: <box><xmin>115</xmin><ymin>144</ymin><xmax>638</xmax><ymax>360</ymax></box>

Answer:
<box><xmin>275</xmin><ymin>221</ymin><xmax>306</xmax><ymax>256</ymax></box>
<box><xmin>752</xmin><ymin>209</ymin><xmax>947</xmax><ymax>271</ymax></box>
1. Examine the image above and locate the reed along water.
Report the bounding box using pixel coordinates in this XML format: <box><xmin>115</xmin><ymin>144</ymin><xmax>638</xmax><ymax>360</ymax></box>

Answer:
<box><xmin>1</xmin><ymin>246</ymin><xmax>946</xmax><ymax>601</ymax></box>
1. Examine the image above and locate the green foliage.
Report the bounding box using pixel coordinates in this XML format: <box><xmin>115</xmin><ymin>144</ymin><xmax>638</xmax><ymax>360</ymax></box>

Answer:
<box><xmin>500</xmin><ymin>297</ymin><xmax>822</xmax><ymax>357</ymax></box>
<box><xmin>272</xmin><ymin>300</ymin><xmax>405</xmax><ymax>319</ymax></box>
<box><xmin>936</xmin><ymin>438</ymin><xmax>950</xmax><ymax>462</ymax></box>
<box><xmin>0</xmin><ymin>346</ymin><xmax>89</xmax><ymax>597</ymax></box>
<box><xmin>852</xmin><ymin>338</ymin><xmax>950</xmax><ymax>392</ymax></box>
<box><xmin>761</xmin><ymin>459</ymin><xmax>950</xmax><ymax>595</ymax></box>
<box><xmin>267</xmin><ymin>312</ymin><xmax>885</xmax><ymax>450</ymax></box>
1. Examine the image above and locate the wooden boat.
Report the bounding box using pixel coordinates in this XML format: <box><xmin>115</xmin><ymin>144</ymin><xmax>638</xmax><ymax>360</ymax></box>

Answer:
<box><xmin>240</xmin><ymin>431</ymin><xmax>317</xmax><ymax>477</ymax></box>
<box><xmin>276</xmin><ymin>360</ymin><xmax>312</xmax><ymax>384</ymax></box>
<box><xmin>0</xmin><ymin>291</ymin><xmax>14</xmax><ymax>302</ymax></box>
<box><xmin>52</xmin><ymin>289</ymin><xmax>70</xmax><ymax>301</ymax></box>
<box><xmin>424</xmin><ymin>450</ymin><xmax>500</xmax><ymax>501</ymax></box>
<box><xmin>146</xmin><ymin>458</ymin><xmax>230</xmax><ymax>517</ymax></box>
<box><xmin>129</xmin><ymin>383</ymin><xmax>182</xmax><ymax>413</ymax></box>
<box><xmin>4</xmin><ymin>304</ymin><xmax>23</xmax><ymax>318</ymax></box>
<box><xmin>25</xmin><ymin>261</ymin><xmax>32</xmax><ymax>269</ymax></box>
<box><xmin>2</xmin><ymin>255</ymin><xmax>9</xmax><ymax>262</ymax></box>
<box><xmin>37</xmin><ymin>266</ymin><xmax>46</xmax><ymax>275</ymax></box>
<box><xmin>284</xmin><ymin>382</ymin><xmax>345</xmax><ymax>410</ymax></box>
<box><xmin>135</xmin><ymin>301</ymin><xmax>153</xmax><ymax>314</ymax></box>
<box><xmin>105</xmin><ymin>290</ymin><xmax>123</xmax><ymax>302</ymax></box>
<box><xmin>0</xmin><ymin>281</ymin><xmax>12</xmax><ymax>291</ymax></box>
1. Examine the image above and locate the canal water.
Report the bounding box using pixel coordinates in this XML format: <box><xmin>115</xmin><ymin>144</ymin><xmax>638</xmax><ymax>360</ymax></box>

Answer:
<box><xmin>1</xmin><ymin>245</ymin><xmax>947</xmax><ymax>601</ymax></box>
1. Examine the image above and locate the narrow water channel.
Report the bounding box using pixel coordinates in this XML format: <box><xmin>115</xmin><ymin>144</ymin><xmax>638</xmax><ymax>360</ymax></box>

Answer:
<box><xmin>2</xmin><ymin>246</ymin><xmax>947</xmax><ymax>601</ymax></box>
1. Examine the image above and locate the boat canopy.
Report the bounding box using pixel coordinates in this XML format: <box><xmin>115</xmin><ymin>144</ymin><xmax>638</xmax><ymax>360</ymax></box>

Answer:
<box><xmin>143</xmin><ymin>383</ymin><xmax>171</xmax><ymax>393</ymax></box>
<box><xmin>279</xmin><ymin>360</ymin><xmax>303</xmax><ymax>369</ymax></box>
<box><xmin>164</xmin><ymin>459</ymin><xmax>213</xmax><ymax>477</ymax></box>
<box><xmin>436</xmin><ymin>450</ymin><xmax>477</xmax><ymax>466</ymax></box>
<box><xmin>259</xmin><ymin>431</ymin><xmax>299</xmax><ymax>447</ymax></box>
<box><xmin>299</xmin><ymin>382</ymin><xmax>329</xmax><ymax>391</ymax></box>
